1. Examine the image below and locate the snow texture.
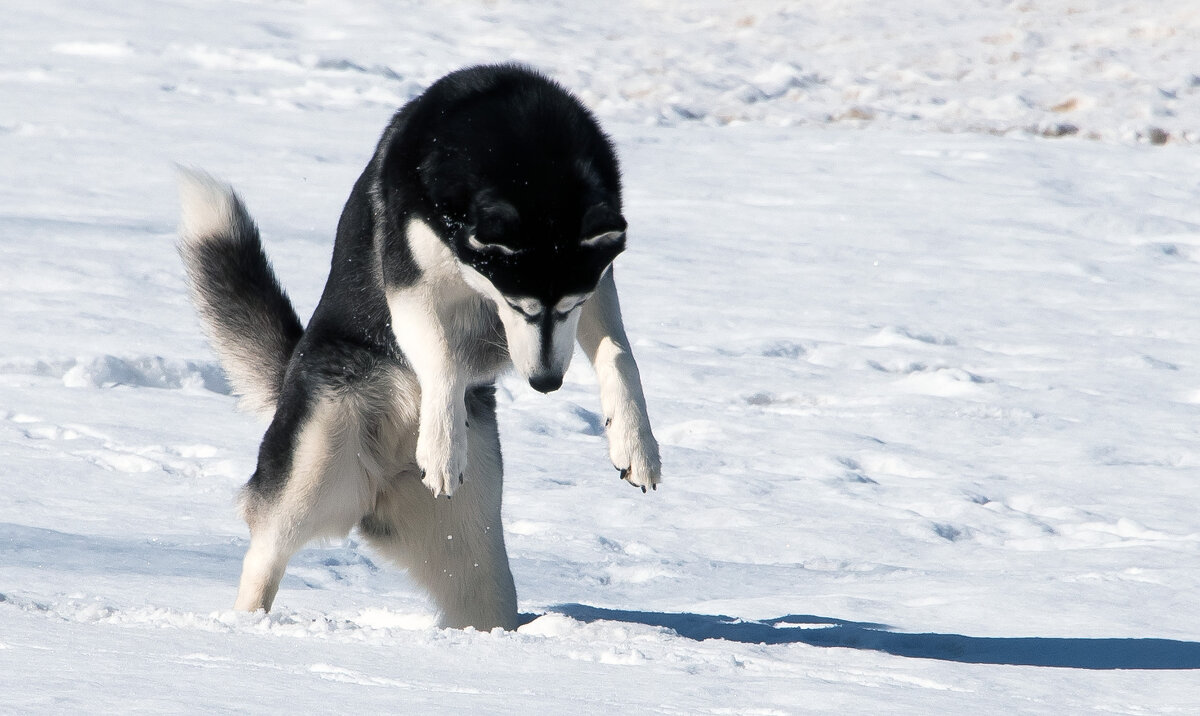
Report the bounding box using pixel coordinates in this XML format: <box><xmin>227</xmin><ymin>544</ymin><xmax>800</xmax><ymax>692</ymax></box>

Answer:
<box><xmin>2</xmin><ymin>0</ymin><xmax>1200</xmax><ymax>712</ymax></box>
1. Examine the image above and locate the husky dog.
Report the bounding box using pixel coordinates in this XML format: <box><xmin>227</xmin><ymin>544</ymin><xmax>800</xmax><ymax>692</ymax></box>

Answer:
<box><xmin>177</xmin><ymin>65</ymin><xmax>661</xmax><ymax>631</ymax></box>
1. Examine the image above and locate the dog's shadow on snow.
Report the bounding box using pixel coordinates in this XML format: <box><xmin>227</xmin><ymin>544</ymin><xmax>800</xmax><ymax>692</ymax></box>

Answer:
<box><xmin>541</xmin><ymin>604</ymin><xmax>1200</xmax><ymax>670</ymax></box>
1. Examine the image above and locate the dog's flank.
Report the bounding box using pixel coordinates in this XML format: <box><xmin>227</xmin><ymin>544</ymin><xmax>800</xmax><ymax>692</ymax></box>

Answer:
<box><xmin>178</xmin><ymin>64</ymin><xmax>660</xmax><ymax>631</ymax></box>
<box><xmin>177</xmin><ymin>169</ymin><xmax>303</xmax><ymax>418</ymax></box>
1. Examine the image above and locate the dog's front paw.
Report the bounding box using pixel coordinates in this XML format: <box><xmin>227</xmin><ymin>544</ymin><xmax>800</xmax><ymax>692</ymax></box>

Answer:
<box><xmin>415</xmin><ymin>417</ymin><xmax>468</xmax><ymax>498</ymax></box>
<box><xmin>606</xmin><ymin>411</ymin><xmax>661</xmax><ymax>493</ymax></box>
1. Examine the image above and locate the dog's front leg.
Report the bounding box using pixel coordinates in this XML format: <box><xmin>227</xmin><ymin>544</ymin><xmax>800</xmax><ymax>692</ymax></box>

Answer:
<box><xmin>577</xmin><ymin>268</ymin><xmax>662</xmax><ymax>492</ymax></box>
<box><xmin>388</xmin><ymin>294</ymin><xmax>469</xmax><ymax>498</ymax></box>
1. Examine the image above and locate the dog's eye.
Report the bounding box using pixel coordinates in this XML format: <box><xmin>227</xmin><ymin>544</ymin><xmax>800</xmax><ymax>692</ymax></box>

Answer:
<box><xmin>552</xmin><ymin>301</ymin><xmax>586</xmax><ymax>321</ymax></box>
<box><xmin>550</xmin><ymin>294</ymin><xmax>589</xmax><ymax>320</ymax></box>
<box><xmin>505</xmin><ymin>299</ymin><xmax>543</xmax><ymax>320</ymax></box>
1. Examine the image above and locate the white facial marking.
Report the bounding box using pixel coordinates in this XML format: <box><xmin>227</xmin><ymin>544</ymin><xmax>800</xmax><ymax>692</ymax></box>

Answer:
<box><xmin>457</xmin><ymin>263</ymin><xmax>588</xmax><ymax>384</ymax></box>
<box><xmin>467</xmin><ymin>233</ymin><xmax>519</xmax><ymax>256</ymax></box>
<box><xmin>580</xmin><ymin>230</ymin><xmax>625</xmax><ymax>249</ymax></box>
<box><xmin>545</xmin><ymin>306</ymin><xmax>584</xmax><ymax>375</ymax></box>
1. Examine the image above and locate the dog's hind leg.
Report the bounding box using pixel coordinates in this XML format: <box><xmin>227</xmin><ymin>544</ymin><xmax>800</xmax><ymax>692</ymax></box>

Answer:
<box><xmin>359</xmin><ymin>385</ymin><xmax>518</xmax><ymax>630</ymax></box>
<box><xmin>234</xmin><ymin>375</ymin><xmax>381</xmax><ymax>612</ymax></box>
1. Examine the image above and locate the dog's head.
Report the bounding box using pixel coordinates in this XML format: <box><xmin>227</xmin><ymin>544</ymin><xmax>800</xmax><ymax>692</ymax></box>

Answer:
<box><xmin>406</xmin><ymin>66</ymin><xmax>629</xmax><ymax>392</ymax></box>
<box><xmin>456</xmin><ymin>193</ymin><xmax>626</xmax><ymax>392</ymax></box>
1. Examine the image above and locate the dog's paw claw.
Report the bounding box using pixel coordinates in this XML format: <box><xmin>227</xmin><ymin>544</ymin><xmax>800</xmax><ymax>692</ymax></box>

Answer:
<box><xmin>616</xmin><ymin>463</ymin><xmax>659</xmax><ymax>493</ymax></box>
<box><xmin>416</xmin><ymin>421</ymin><xmax>469</xmax><ymax>498</ymax></box>
<box><xmin>606</xmin><ymin>412</ymin><xmax>661</xmax><ymax>493</ymax></box>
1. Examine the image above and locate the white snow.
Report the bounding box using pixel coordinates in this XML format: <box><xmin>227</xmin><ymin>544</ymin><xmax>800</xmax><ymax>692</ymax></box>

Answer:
<box><xmin>2</xmin><ymin>0</ymin><xmax>1200</xmax><ymax>712</ymax></box>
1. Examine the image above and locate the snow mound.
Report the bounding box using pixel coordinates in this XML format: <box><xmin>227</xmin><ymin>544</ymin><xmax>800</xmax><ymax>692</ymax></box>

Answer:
<box><xmin>58</xmin><ymin>356</ymin><xmax>230</xmax><ymax>393</ymax></box>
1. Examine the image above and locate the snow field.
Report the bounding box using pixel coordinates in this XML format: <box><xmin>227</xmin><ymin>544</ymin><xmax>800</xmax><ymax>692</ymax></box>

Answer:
<box><xmin>2</xmin><ymin>0</ymin><xmax>1200</xmax><ymax>713</ymax></box>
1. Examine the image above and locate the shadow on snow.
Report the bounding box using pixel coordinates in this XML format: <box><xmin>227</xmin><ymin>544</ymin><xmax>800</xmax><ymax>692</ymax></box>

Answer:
<box><xmin>546</xmin><ymin>604</ymin><xmax>1200</xmax><ymax>670</ymax></box>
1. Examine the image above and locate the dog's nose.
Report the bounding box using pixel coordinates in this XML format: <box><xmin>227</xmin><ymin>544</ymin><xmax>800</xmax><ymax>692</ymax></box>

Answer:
<box><xmin>529</xmin><ymin>373</ymin><xmax>563</xmax><ymax>393</ymax></box>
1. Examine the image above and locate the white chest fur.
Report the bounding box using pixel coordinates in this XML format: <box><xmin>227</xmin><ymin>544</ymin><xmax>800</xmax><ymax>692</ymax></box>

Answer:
<box><xmin>386</xmin><ymin>219</ymin><xmax>508</xmax><ymax>383</ymax></box>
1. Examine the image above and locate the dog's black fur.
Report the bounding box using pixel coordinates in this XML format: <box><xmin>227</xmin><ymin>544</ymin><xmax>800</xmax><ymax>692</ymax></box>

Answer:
<box><xmin>309</xmin><ymin>64</ymin><xmax>626</xmax><ymax>353</ymax></box>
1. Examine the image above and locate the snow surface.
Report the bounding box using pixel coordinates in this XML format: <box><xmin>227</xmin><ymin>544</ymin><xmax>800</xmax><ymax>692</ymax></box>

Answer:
<box><xmin>3</xmin><ymin>0</ymin><xmax>1200</xmax><ymax>712</ymax></box>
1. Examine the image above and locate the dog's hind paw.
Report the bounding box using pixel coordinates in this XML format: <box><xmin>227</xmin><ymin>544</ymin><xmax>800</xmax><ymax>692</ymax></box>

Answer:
<box><xmin>416</xmin><ymin>419</ymin><xmax>469</xmax><ymax>498</ymax></box>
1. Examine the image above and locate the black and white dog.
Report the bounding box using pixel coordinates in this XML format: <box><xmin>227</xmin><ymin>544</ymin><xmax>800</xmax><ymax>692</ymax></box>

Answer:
<box><xmin>177</xmin><ymin>65</ymin><xmax>661</xmax><ymax>630</ymax></box>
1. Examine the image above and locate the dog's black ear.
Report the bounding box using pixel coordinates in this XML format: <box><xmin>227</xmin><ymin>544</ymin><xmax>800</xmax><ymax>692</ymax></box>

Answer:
<box><xmin>468</xmin><ymin>192</ymin><xmax>522</xmax><ymax>254</ymax></box>
<box><xmin>581</xmin><ymin>203</ymin><xmax>626</xmax><ymax>237</ymax></box>
<box><xmin>579</xmin><ymin>203</ymin><xmax>627</xmax><ymax>253</ymax></box>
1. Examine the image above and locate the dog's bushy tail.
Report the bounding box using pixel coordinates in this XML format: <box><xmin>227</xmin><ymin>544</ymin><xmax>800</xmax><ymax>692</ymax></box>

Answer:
<box><xmin>176</xmin><ymin>168</ymin><xmax>303</xmax><ymax>417</ymax></box>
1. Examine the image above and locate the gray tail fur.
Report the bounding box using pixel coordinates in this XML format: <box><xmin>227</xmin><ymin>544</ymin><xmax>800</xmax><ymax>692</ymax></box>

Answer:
<box><xmin>176</xmin><ymin>168</ymin><xmax>303</xmax><ymax>417</ymax></box>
